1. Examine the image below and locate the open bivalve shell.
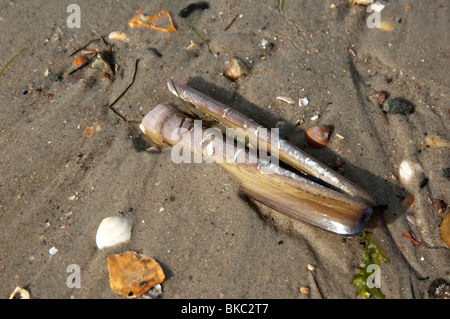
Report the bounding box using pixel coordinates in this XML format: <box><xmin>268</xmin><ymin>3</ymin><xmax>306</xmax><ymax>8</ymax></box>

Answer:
<box><xmin>96</xmin><ymin>216</ymin><xmax>133</xmax><ymax>249</ymax></box>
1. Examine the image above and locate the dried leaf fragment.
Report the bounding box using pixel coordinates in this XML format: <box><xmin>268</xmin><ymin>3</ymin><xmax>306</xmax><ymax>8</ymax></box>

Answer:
<box><xmin>403</xmin><ymin>231</ymin><xmax>420</xmax><ymax>246</ymax></box>
<box><xmin>107</xmin><ymin>250</ymin><xmax>165</xmax><ymax>298</ymax></box>
<box><xmin>129</xmin><ymin>10</ymin><xmax>177</xmax><ymax>32</ymax></box>
<box><xmin>441</xmin><ymin>212</ymin><xmax>450</xmax><ymax>248</ymax></box>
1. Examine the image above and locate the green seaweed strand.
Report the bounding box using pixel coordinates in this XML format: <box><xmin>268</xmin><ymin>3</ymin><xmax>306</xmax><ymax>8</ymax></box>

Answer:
<box><xmin>0</xmin><ymin>48</ymin><xmax>25</xmax><ymax>77</ymax></box>
<box><xmin>352</xmin><ymin>232</ymin><xmax>389</xmax><ymax>299</ymax></box>
<box><xmin>189</xmin><ymin>25</ymin><xmax>212</xmax><ymax>54</ymax></box>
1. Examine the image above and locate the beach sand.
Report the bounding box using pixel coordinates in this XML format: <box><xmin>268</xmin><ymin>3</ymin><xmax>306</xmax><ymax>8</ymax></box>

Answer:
<box><xmin>0</xmin><ymin>0</ymin><xmax>449</xmax><ymax>299</ymax></box>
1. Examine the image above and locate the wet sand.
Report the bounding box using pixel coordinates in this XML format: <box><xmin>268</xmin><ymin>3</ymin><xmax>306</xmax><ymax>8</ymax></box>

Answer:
<box><xmin>0</xmin><ymin>0</ymin><xmax>449</xmax><ymax>299</ymax></box>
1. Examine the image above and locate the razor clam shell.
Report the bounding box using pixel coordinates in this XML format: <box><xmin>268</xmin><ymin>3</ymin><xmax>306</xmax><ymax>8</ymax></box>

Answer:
<box><xmin>96</xmin><ymin>216</ymin><xmax>133</xmax><ymax>249</ymax></box>
<box><xmin>167</xmin><ymin>81</ymin><xmax>378</xmax><ymax>206</ymax></box>
<box><xmin>140</xmin><ymin>104</ymin><xmax>372</xmax><ymax>235</ymax></box>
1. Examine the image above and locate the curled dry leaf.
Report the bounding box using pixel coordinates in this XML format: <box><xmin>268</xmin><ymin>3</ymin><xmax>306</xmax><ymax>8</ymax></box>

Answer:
<box><xmin>107</xmin><ymin>250</ymin><xmax>165</xmax><ymax>298</ymax></box>
<box><xmin>129</xmin><ymin>10</ymin><xmax>177</xmax><ymax>32</ymax></box>
<box><xmin>440</xmin><ymin>212</ymin><xmax>450</xmax><ymax>248</ymax></box>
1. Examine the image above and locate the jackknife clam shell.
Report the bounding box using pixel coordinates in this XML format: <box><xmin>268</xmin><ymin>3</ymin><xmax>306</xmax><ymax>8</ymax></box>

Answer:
<box><xmin>96</xmin><ymin>216</ymin><xmax>133</xmax><ymax>249</ymax></box>
<box><xmin>305</xmin><ymin>125</ymin><xmax>334</xmax><ymax>149</ymax></box>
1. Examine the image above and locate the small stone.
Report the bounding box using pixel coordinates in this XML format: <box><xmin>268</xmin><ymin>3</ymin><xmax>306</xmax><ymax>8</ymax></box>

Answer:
<box><xmin>382</xmin><ymin>98</ymin><xmax>414</xmax><ymax>114</ymax></box>
<box><xmin>300</xmin><ymin>286</ymin><xmax>310</xmax><ymax>294</ymax></box>
<box><xmin>307</xmin><ymin>264</ymin><xmax>315</xmax><ymax>271</ymax></box>
<box><xmin>227</xmin><ymin>56</ymin><xmax>248</xmax><ymax>80</ymax></box>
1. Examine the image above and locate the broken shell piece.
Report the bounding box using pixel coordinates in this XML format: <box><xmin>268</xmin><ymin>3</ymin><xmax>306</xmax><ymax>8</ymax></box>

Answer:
<box><xmin>146</xmin><ymin>284</ymin><xmax>162</xmax><ymax>299</ymax></box>
<box><xmin>96</xmin><ymin>216</ymin><xmax>133</xmax><ymax>249</ymax></box>
<box><xmin>276</xmin><ymin>96</ymin><xmax>295</xmax><ymax>104</ymax></box>
<box><xmin>299</xmin><ymin>286</ymin><xmax>310</xmax><ymax>294</ymax></box>
<box><xmin>9</xmin><ymin>286</ymin><xmax>31</xmax><ymax>299</ymax></box>
<box><xmin>369</xmin><ymin>3</ymin><xmax>385</xmax><ymax>12</ymax></box>
<box><xmin>108</xmin><ymin>31</ymin><xmax>129</xmax><ymax>42</ymax></box>
<box><xmin>441</xmin><ymin>212</ymin><xmax>450</xmax><ymax>248</ymax></box>
<box><xmin>350</xmin><ymin>0</ymin><xmax>374</xmax><ymax>5</ymax></box>
<box><xmin>299</xmin><ymin>97</ymin><xmax>309</xmax><ymax>106</ymax></box>
<box><xmin>305</xmin><ymin>125</ymin><xmax>334</xmax><ymax>149</ymax></box>
<box><xmin>435</xmin><ymin>197</ymin><xmax>448</xmax><ymax>214</ymax></box>
<box><xmin>73</xmin><ymin>56</ymin><xmax>88</xmax><ymax>67</ymax></box>
<box><xmin>186</xmin><ymin>41</ymin><xmax>202</xmax><ymax>56</ymax></box>
<box><xmin>399</xmin><ymin>160</ymin><xmax>423</xmax><ymax>185</ymax></box>
<box><xmin>227</xmin><ymin>56</ymin><xmax>248</xmax><ymax>80</ymax></box>
<box><xmin>129</xmin><ymin>10</ymin><xmax>177</xmax><ymax>32</ymax></box>
<box><xmin>107</xmin><ymin>250</ymin><xmax>165</xmax><ymax>298</ymax></box>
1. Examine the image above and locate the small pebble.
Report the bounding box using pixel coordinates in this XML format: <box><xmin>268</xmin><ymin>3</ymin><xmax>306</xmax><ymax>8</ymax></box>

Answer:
<box><xmin>227</xmin><ymin>56</ymin><xmax>248</xmax><ymax>80</ymax></box>
<box><xmin>300</xmin><ymin>286</ymin><xmax>310</xmax><ymax>294</ymax></box>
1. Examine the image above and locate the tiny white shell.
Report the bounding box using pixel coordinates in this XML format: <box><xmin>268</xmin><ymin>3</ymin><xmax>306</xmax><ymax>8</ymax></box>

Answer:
<box><xmin>399</xmin><ymin>160</ymin><xmax>423</xmax><ymax>185</ymax></box>
<box><xmin>108</xmin><ymin>31</ymin><xmax>129</xmax><ymax>42</ymax></box>
<box><xmin>96</xmin><ymin>216</ymin><xmax>133</xmax><ymax>249</ymax></box>
<box><xmin>49</xmin><ymin>246</ymin><xmax>59</xmax><ymax>255</ymax></box>
<box><xmin>299</xmin><ymin>97</ymin><xmax>309</xmax><ymax>106</ymax></box>
<box><xmin>9</xmin><ymin>286</ymin><xmax>31</xmax><ymax>299</ymax></box>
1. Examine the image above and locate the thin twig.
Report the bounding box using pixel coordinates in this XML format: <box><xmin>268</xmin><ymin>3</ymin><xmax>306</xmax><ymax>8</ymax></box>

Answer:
<box><xmin>224</xmin><ymin>14</ymin><xmax>238</xmax><ymax>31</ymax></box>
<box><xmin>189</xmin><ymin>25</ymin><xmax>212</xmax><ymax>54</ymax></box>
<box><xmin>70</xmin><ymin>38</ymin><xmax>102</xmax><ymax>57</ymax></box>
<box><xmin>309</xmin><ymin>269</ymin><xmax>325</xmax><ymax>299</ymax></box>
<box><xmin>109</xmin><ymin>58</ymin><xmax>141</xmax><ymax>124</ymax></box>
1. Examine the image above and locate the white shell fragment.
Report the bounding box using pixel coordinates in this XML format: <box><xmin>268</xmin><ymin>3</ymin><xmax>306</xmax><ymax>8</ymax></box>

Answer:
<box><xmin>299</xmin><ymin>97</ymin><xmax>309</xmax><ymax>106</ymax></box>
<box><xmin>276</xmin><ymin>96</ymin><xmax>295</xmax><ymax>104</ymax></box>
<box><xmin>261</xmin><ymin>39</ymin><xmax>269</xmax><ymax>48</ymax></box>
<box><xmin>48</xmin><ymin>246</ymin><xmax>59</xmax><ymax>255</ymax></box>
<box><xmin>108</xmin><ymin>31</ymin><xmax>129</xmax><ymax>42</ymax></box>
<box><xmin>350</xmin><ymin>0</ymin><xmax>374</xmax><ymax>5</ymax></box>
<box><xmin>399</xmin><ymin>159</ymin><xmax>423</xmax><ymax>185</ymax></box>
<box><xmin>369</xmin><ymin>2</ymin><xmax>385</xmax><ymax>12</ymax></box>
<box><xmin>227</xmin><ymin>57</ymin><xmax>248</xmax><ymax>80</ymax></box>
<box><xmin>96</xmin><ymin>216</ymin><xmax>133</xmax><ymax>249</ymax></box>
<box><xmin>9</xmin><ymin>286</ymin><xmax>31</xmax><ymax>299</ymax></box>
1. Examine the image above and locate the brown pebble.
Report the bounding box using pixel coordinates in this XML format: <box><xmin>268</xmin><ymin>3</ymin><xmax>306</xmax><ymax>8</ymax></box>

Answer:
<box><xmin>300</xmin><ymin>286</ymin><xmax>310</xmax><ymax>294</ymax></box>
